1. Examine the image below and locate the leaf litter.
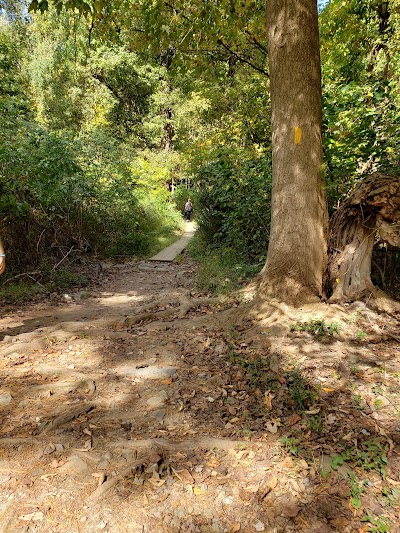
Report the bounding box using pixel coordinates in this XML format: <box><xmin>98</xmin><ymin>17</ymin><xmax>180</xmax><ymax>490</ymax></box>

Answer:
<box><xmin>0</xmin><ymin>257</ymin><xmax>399</xmax><ymax>531</ymax></box>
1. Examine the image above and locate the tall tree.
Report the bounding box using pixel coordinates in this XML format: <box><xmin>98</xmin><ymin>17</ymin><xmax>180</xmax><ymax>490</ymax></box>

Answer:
<box><xmin>259</xmin><ymin>0</ymin><xmax>327</xmax><ymax>305</ymax></box>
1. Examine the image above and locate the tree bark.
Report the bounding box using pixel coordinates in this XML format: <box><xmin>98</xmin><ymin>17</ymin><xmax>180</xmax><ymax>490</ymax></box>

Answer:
<box><xmin>327</xmin><ymin>173</ymin><xmax>400</xmax><ymax>305</ymax></box>
<box><xmin>259</xmin><ymin>0</ymin><xmax>327</xmax><ymax>305</ymax></box>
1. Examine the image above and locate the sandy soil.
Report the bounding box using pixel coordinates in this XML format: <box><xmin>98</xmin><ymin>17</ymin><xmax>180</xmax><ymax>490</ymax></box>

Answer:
<box><xmin>0</xmin><ymin>255</ymin><xmax>400</xmax><ymax>532</ymax></box>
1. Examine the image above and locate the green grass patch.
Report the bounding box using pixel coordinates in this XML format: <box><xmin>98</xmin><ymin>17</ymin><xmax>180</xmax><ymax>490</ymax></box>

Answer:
<box><xmin>290</xmin><ymin>317</ymin><xmax>341</xmax><ymax>337</ymax></box>
<box><xmin>188</xmin><ymin>235</ymin><xmax>263</xmax><ymax>294</ymax></box>
<box><xmin>0</xmin><ymin>268</ymin><xmax>88</xmax><ymax>303</ymax></box>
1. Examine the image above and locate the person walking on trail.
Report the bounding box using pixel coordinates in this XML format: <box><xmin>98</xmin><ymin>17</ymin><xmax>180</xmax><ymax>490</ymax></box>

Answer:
<box><xmin>184</xmin><ymin>198</ymin><xmax>193</xmax><ymax>221</ymax></box>
<box><xmin>0</xmin><ymin>238</ymin><xmax>5</xmax><ymax>275</ymax></box>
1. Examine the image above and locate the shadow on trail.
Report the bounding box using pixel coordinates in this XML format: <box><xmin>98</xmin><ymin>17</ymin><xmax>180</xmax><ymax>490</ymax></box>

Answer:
<box><xmin>0</xmin><ymin>281</ymin><xmax>400</xmax><ymax>531</ymax></box>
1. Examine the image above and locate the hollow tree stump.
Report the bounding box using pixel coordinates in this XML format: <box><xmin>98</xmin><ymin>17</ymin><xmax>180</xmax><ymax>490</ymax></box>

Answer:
<box><xmin>326</xmin><ymin>173</ymin><xmax>400</xmax><ymax>309</ymax></box>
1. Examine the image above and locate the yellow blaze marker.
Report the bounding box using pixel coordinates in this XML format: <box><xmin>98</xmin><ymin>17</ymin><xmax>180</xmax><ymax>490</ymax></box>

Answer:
<box><xmin>294</xmin><ymin>126</ymin><xmax>302</xmax><ymax>144</ymax></box>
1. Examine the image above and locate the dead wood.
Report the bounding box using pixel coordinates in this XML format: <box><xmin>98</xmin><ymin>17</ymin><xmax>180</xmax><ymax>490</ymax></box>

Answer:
<box><xmin>327</xmin><ymin>173</ymin><xmax>400</xmax><ymax>311</ymax></box>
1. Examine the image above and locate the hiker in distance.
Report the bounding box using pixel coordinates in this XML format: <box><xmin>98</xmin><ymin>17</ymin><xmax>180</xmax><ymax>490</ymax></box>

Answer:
<box><xmin>184</xmin><ymin>198</ymin><xmax>193</xmax><ymax>221</ymax></box>
<box><xmin>0</xmin><ymin>238</ymin><xmax>5</xmax><ymax>275</ymax></box>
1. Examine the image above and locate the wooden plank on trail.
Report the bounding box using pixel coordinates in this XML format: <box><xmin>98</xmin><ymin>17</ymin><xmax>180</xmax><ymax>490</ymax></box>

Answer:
<box><xmin>149</xmin><ymin>222</ymin><xmax>196</xmax><ymax>262</ymax></box>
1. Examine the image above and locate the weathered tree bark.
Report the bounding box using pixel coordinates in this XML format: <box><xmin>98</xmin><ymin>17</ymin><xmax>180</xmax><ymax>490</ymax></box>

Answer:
<box><xmin>327</xmin><ymin>173</ymin><xmax>400</xmax><ymax>307</ymax></box>
<box><xmin>259</xmin><ymin>0</ymin><xmax>327</xmax><ymax>306</ymax></box>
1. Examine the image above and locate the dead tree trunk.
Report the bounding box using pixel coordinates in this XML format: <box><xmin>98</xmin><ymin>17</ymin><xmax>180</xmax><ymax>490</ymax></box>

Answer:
<box><xmin>327</xmin><ymin>173</ymin><xmax>400</xmax><ymax>310</ymax></box>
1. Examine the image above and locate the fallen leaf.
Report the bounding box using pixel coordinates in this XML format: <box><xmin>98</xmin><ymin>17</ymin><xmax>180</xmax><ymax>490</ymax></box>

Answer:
<box><xmin>193</xmin><ymin>487</ymin><xmax>207</xmax><ymax>495</ymax></box>
<box><xmin>40</xmin><ymin>473</ymin><xmax>57</xmax><ymax>481</ymax></box>
<box><xmin>264</xmin><ymin>391</ymin><xmax>274</xmax><ymax>410</ymax></box>
<box><xmin>266</xmin><ymin>422</ymin><xmax>278</xmax><ymax>434</ymax></box>
<box><xmin>43</xmin><ymin>443</ymin><xmax>56</xmax><ymax>455</ymax></box>
<box><xmin>322</xmin><ymin>387</ymin><xmax>335</xmax><ymax>393</ymax></box>
<box><xmin>286</xmin><ymin>413</ymin><xmax>302</xmax><ymax>426</ymax></box>
<box><xmin>50</xmin><ymin>458</ymin><xmax>66</xmax><ymax>468</ymax></box>
<box><xmin>148</xmin><ymin>478</ymin><xmax>166</xmax><ymax>488</ymax></box>
<box><xmin>245</xmin><ymin>483</ymin><xmax>260</xmax><ymax>493</ymax></box>
<box><xmin>281</xmin><ymin>457</ymin><xmax>293</xmax><ymax>468</ymax></box>
<box><xmin>76</xmin><ymin>439</ymin><xmax>92</xmax><ymax>452</ymax></box>
<box><xmin>160</xmin><ymin>378</ymin><xmax>173</xmax><ymax>385</ymax></box>
<box><xmin>172</xmin><ymin>468</ymin><xmax>194</xmax><ymax>484</ymax></box>
<box><xmin>230</xmin><ymin>524</ymin><xmax>241</xmax><ymax>532</ymax></box>
<box><xmin>19</xmin><ymin>512</ymin><xmax>44</xmax><ymax>522</ymax></box>
<box><xmin>298</xmin><ymin>459</ymin><xmax>309</xmax><ymax>470</ymax></box>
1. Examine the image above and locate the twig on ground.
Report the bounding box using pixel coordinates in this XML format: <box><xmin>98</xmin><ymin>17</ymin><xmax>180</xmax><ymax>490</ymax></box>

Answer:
<box><xmin>3</xmin><ymin>271</ymin><xmax>43</xmax><ymax>285</ymax></box>
<box><xmin>52</xmin><ymin>246</ymin><xmax>77</xmax><ymax>271</ymax></box>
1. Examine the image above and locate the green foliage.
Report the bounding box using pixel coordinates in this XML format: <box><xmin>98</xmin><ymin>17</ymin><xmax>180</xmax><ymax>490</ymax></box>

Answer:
<box><xmin>226</xmin><ymin>348</ymin><xmax>279</xmax><ymax>392</ymax></box>
<box><xmin>189</xmin><ymin>234</ymin><xmax>263</xmax><ymax>294</ymax></box>
<box><xmin>285</xmin><ymin>367</ymin><xmax>317</xmax><ymax>411</ymax></box>
<box><xmin>290</xmin><ymin>318</ymin><xmax>341</xmax><ymax>337</ymax></box>
<box><xmin>0</xmin><ymin>15</ymin><xmax>184</xmax><ymax>275</ymax></box>
<box><xmin>279</xmin><ymin>436</ymin><xmax>301</xmax><ymax>457</ymax></box>
<box><xmin>361</xmin><ymin>514</ymin><xmax>390</xmax><ymax>533</ymax></box>
<box><xmin>331</xmin><ymin>438</ymin><xmax>390</xmax><ymax>479</ymax></box>
<box><xmin>306</xmin><ymin>414</ymin><xmax>323</xmax><ymax>435</ymax></box>
<box><xmin>0</xmin><ymin>281</ymin><xmax>46</xmax><ymax>302</ymax></box>
<box><xmin>195</xmin><ymin>154</ymin><xmax>272</xmax><ymax>263</ymax></box>
<box><xmin>0</xmin><ymin>268</ymin><xmax>87</xmax><ymax>303</ymax></box>
<box><xmin>348</xmin><ymin>470</ymin><xmax>366</xmax><ymax>510</ymax></box>
<box><xmin>320</xmin><ymin>0</ymin><xmax>400</xmax><ymax>207</ymax></box>
<box><xmin>90</xmin><ymin>46</ymin><xmax>163</xmax><ymax>140</ymax></box>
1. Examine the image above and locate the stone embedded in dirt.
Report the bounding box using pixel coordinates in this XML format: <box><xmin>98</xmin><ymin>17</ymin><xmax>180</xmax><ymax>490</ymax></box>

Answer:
<box><xmin>43</xmin><ymin>443</ymin><xmax>56</xmax><ymax>455</ymax></box>
<box><xmin>146</xmin><ymin>391</ymin><xmax>168</xmax><ymax>409</ymax></box>
<box><xmin>97</xmin><ymin>459</ymin><xmax>110</xmax><ymax>470</ymax></box>
<box><xmin>148</xmin><ymin>409</ymin><xmax>166</xmax><ymax>423</ymax></box>
<box><xmin>18</xmin><ymin>511</ymin><xmax>44</xmax><ymax>522</ymax></box>
<box><xmin>253</xmin><ymin>521</ymin><xmax>265</xmax><ymax>531</ymax></box>
<box><xmin>58</xmin><ymin>455</ymin><xmax>88</xmax><ymax>475</ymax></box>
<box><xmin>5</xmin><ymin>351</ymin><xmax>20</xmax><ymax>358</ymax></box>
<box><xmin>0</xmin><ymin>393</ymin><xmax>13</xmax><ymax>405</ymax></box>
<box><xmin>122</xmin><ymin>365</ymin><xmax>177</xmax><ymax>380</ymax></box>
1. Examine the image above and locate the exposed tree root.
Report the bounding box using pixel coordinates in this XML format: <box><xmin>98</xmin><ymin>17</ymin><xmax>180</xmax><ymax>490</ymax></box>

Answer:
<box><xmin>39</xmin><ymin>402</ymin><xmax>94</xmax><ymax>434</ymax></box>
<box><xmin>364</xmin><ymin>286</ymin><xmax>400</xmax><ymax>314</ymax></box>
<box><xmin>110</xmin><ymin>437</ymin><xmax>252</xmax><ymax>453</ymax></box>
<box><xmin>30</xmin><ymin>377</ymin><xmax>96</xmax><ymax>396</ymax></box>
<box><xmin>117</xmin><ymin>293</ymin><xmax>225</xmax><ymax>328</ymax></box>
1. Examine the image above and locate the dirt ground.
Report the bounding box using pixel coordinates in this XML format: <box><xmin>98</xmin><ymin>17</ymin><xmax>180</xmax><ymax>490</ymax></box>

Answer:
<box><xmin>0</xmin><ymin>254</ymin><xmax>400</xmax><ymax>532</ymax></box>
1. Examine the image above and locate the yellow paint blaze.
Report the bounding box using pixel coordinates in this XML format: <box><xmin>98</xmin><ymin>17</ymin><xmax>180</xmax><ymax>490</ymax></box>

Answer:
<box><xmin>294</xmin><ymin>126</ymin><xmax>302</xmax><ymax>145</ymax></box>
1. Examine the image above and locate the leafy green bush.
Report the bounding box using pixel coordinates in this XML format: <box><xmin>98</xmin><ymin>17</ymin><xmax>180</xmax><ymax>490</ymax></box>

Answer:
<box><xmin>195</xmin><ymin>154</ymin><xmax>272</xmax><ymax>263</ymax></box>
<box><xmin>188</xmin><ymin>234</ymin><xmax>263</xmax><ymax>293</ymax></box>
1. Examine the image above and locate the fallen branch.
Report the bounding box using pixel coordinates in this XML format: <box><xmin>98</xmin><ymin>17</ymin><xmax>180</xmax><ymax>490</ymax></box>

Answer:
<box><xmin>2</xmin><ymin>271</ymin><xmax>43</xmax><ymax>285</ymax></box>
<box><xmin>52</xmin><ymin>246</ymin><xmax>78</xmax><ymax>271</ymax></box>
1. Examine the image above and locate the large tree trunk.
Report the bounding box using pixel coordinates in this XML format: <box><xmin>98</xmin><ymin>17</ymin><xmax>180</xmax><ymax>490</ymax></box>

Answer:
<box><xmin>259</xmin><ymin>0</ymin><xmax>327</xmax><ymax>306</ymax></box>
<box><xmin>327</xmin><ymin>173</ymin><xmax>400</xmax><ymax>307</ymax></box>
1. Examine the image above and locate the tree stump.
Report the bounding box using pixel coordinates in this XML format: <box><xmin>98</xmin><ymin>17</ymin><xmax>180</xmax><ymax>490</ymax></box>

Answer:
<box><xmin>327</xmin><ymin>173</ymin><xmax>400</xmax><ymax>310</ymax></box>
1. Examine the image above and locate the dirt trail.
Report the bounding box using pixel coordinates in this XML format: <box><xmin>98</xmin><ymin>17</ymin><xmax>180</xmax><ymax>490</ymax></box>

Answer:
<box><xmin>0</xmin><ymin>256</ymin><xmax>400</xmax><ymax>532</ymax></box>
